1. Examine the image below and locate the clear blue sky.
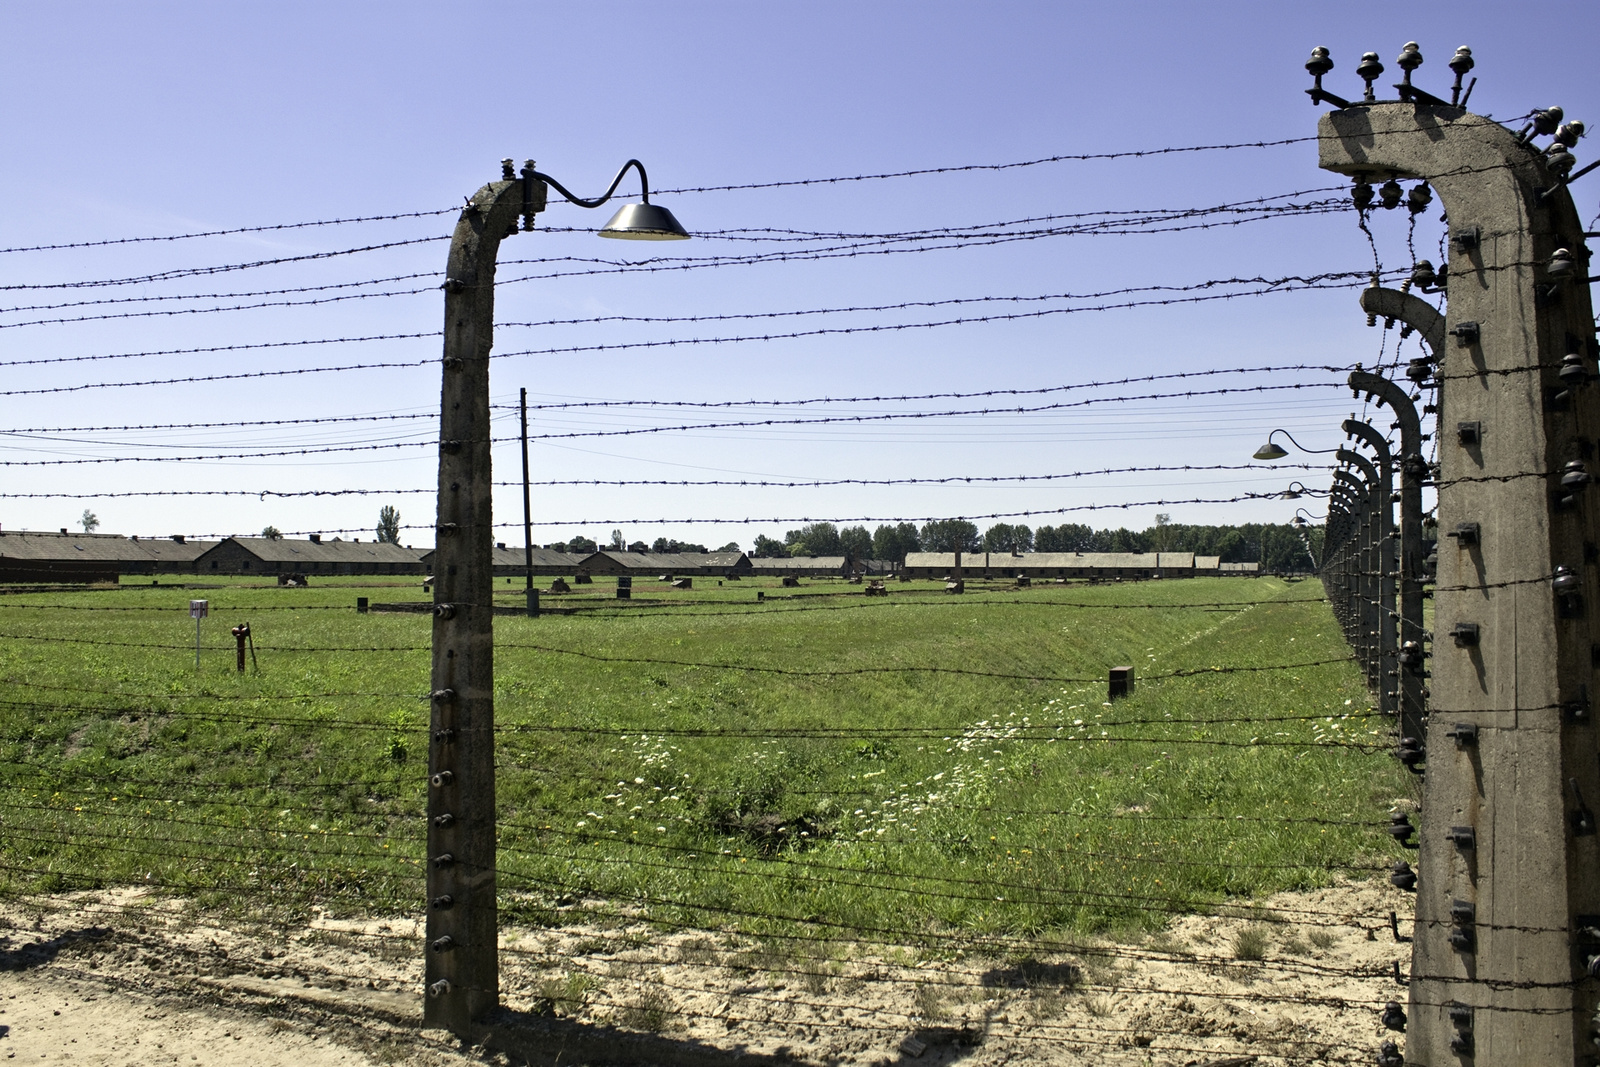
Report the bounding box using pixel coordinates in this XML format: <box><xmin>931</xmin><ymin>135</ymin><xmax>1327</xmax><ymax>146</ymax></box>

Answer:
<box><xmin>2</xmin><ymin>1</ymin><xmax>1595</xmax><ymax>549</ymax></box>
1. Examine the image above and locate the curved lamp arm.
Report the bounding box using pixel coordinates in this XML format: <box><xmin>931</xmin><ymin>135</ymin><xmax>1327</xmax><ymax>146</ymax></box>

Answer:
<box><xmin>1268</xmin><ymin>429</ymin><xmax>1341</xmax><ymax>455</ymax></box>
<box><xmin>1255</xmin><ymin>428</ymin><xmax>1341</xmax><ymax>460</ymax></box>
<box><xmin>534</xmin><ymin>159</ymin><xmax>654</xmax><ymax>208</ymax></box>
<box><xmin>1285</xmin><ymin>481</ymin><xmax>1332</xmax><ymax>498</ymax></box>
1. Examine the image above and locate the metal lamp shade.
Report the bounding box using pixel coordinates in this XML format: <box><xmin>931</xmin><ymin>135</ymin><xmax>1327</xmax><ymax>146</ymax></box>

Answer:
<box><xmin>1253</xmin><ymin>442</ymin><xmax>1289</xmax><ymax>461</ymax></box>
<box><xmin>598</xmin><ymin>202</ymin><xmax>690</xmax><ymax>240</ymax></box>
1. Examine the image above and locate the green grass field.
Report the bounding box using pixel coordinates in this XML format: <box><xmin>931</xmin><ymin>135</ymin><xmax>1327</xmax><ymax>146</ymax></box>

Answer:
<box><xmin>0</xmin><ymin>574</ymin><xmax>1402</xmax><ymax>946</ymax></box>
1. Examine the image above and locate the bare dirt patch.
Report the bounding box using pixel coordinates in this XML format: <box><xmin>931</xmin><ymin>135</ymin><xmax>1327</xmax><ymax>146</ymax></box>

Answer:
<box><xmin>0</xmin><ymin>879</ymin><xmax>1410</xmax><ymax>1065</ymax></box>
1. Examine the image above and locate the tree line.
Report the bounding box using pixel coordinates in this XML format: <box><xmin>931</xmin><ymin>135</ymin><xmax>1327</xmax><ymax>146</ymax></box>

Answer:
<box><xmin>243</xmin><ymin>509</ymin><xmax>1318</xmax><ymax>573</ymax></box>
<box><xmin>746</xmin><ymin>518</ymin><xmax>1320</xmax><ymax>572</ymax></box>
<box><xmin>539</xmin><ymin>531</ymin><xmax>742</xmax><ymax>556</ymax></box>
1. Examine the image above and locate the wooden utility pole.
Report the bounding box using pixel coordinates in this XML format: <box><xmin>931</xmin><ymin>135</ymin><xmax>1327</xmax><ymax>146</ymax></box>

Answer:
<box><xmin>426</xmin><ymin>161</ymin><xmax>545</xmax><ymax>1035</ymax></box>
<box><xmin>1320</xmin><ymin>97</ymin><xmax>1599</xmax><ymax>1062</ymax></box>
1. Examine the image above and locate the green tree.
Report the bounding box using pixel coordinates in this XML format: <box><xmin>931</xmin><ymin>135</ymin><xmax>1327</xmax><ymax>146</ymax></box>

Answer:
<box><xmin>79</xmin><ymin>509</ymin><xmax>99</xmax><ymax>533</ymax></box>
<box><xmin>717</xmin><ymin>541</ymin><xmax>742</xmax><ymax>552</ymax></box>
<box><xmin>784</xmin><ymin>522</ymin><xmax>841</xmax><ymax>556</ymax></box>
<box><xmin>751</xmin><ymin>534</ymin><xmax>789</xmax><ymax>558</ymax></box>
<box><xmin>983</xmin><ymin>523</ymin><xmax>1032</xmax><ymax>552</ymax></box>
<box><xmin>567</xmin><ymin>535</ymin><xmax>598</xmax><ymax>554</ymax></box>
<box><xmin>1214</xmin><ymin>529</ymin><xmax>1246</xmax><ymax>562</ymax></box>
<box><xmin>650</xmin><ymin>537</ymin><xmax>707</xmax><ymax>553</ymax></box>
<box><xmin>1106</xmin><ymin>527</ymin><xmax>1148</xmax><ymax>552</ymax></box>
<box><xmin>610</xmin><ymin>529</ymin><xmax>626</xmax><ymax>550</ymax></box>
<box><xmin>920</xmin><ymin>519</ymin><xmax>980</xmax><ymax>553</ymax></box>
<box><xmin>261</xmin><ymin>525</ymin><xmax>283</xmax><ymax>540</ymax></box>
<box><xmin>839</xmin><ymin>525</ymin><xmax>872</xmax><ymax>560</ymax></box>
<box><xmin>871</xmin><ymin>522</ymin><xmax>920</xmax><ymax>563</ymax></box>
<box><xmin>1035</xmin><ymin>523</ymin><xmax>1093</xmax><ymax>552</ymax></box>
<box><xmin>376</xmin><ymin>505</ymin><xmax>402</xmax><ymax>544</ymax></box>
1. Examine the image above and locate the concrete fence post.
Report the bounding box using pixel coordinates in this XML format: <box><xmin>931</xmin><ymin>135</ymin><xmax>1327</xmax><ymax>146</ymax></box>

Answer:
<box><xmin>426</xmin><ymin>164</ymin><xmax>545</xmax><ymax>1036</ymax></box>
<box><xmin>1320</xmin><ymin>97</ymin><xmax>1600</xmax><ymax>1063</ymax></box>
<box><xmin>1333</xmin><ymin>459</ymin><xmax>1382</xmax><ymax>699</ymax></box>
<box><xmin>1349</xmin><ymin>372</ymin><xmax>1428</xmax><ymax>749</ymax></box>
<box><xmin>1341</xmin><ymin>427</ymin><xmax>1397</xmax><ymax>721</ymax></box>
<box><xmin>1325</xmin><ymin>483</ymin><xmax>1367</xmax><ymax>653</ymax></box>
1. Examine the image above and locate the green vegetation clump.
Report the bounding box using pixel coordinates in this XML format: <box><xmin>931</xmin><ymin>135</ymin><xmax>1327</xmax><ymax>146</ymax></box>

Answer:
<box><xmin>0</xmin><ymin>574</ymin><xmax>1396</xmax><ymax>947</ymax></box>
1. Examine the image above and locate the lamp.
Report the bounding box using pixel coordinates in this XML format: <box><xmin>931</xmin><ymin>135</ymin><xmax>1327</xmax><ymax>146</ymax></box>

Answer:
<box><xmin>528</xmin><ymin>158</ymin><xmax>690</xmax><ymax>240</ymax></box>
<box><xmin>1254</xmin><ymin>429</ymin><xmax>1338</xmax><ymax>461</ymax></box>
<box><xmin>1282</xmin><ymin>481</ymin><xmax>1329</xmax><ymax>500</ymax></box>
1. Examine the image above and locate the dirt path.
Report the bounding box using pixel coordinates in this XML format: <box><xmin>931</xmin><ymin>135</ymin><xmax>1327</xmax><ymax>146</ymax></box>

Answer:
<box><xmin>0</xmin><ymin>971</ymin><xmax>378</xmax><ymax>1066</ymax></box>
<box><xmin>0</xmin><ymin>880</ymin><xmax>1410</xmax><ymax>1066</ymax></box>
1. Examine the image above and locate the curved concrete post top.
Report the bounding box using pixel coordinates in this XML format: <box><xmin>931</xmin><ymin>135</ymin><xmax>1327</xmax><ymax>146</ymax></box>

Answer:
<box><xmin>1340</xmin><ymin>420</ymin><xmax>1393</xmax><ymax>470</ymax></box>
<box><xmin>1357</xmin><ymin>287</ymin><xmax>1446</xmax><ymax>358</ymax></box>
<box><xmin>1333</xmin><ymin>464</ymin><xmax>1374</xmax><ymax>493</ymax></box>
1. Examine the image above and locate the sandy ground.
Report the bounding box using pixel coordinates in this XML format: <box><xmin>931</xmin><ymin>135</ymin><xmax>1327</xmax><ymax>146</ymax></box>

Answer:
<box><xmin>0</xmin><ymin>880</ymin><xmax>1412</xmax><ymax>1066</ymax></box>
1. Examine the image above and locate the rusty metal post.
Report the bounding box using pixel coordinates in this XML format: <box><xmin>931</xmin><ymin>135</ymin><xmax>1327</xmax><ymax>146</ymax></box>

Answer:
<box><xmin>1320</xmin><ymin>93</ymin><xmax>1600</xmax><ymax>1063</ymax></box>
<box><xmin>426</xmin><ymin>161</ymin><xmax>543</xmax><ymax>1037</ymax></box>
<box><xmin>231</xmin><ymin>622</ymin><xmax>249</xmax><ymax>673</ymax></box>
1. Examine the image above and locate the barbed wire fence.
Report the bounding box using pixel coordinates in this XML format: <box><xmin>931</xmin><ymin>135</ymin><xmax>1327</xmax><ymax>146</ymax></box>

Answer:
<box><xmin>0</xmin><ymin>109</ymin><xmax>1527</xmax><ymax>1064</ymax></box>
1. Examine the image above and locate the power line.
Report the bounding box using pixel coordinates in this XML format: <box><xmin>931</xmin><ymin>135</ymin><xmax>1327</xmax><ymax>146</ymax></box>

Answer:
<box><xmin>0</xmin><ymin>207</ymin><xmax>457</xmax><ymax>255</ymax></box>
<box><xmin>0</xmin><ymin>462</ymin><xmax>1330</xmax><ymax>498</ymax></box>
<box><xmin>61</xmin><ymin>492</ymin><xmax>1335</xmax><ymax>538</ymax></box>
<box><xmin>0</xmin><ymin>384</ymin><xmax>1346</xmax><ymax>462</ymax></box>
<box><xmin>0</xmin><ymin>628</ymin><xmax>1351</xmax><ymax>682</ymax></box>
<box><xmin>1</xmin><ymin>236</ymin><xmax>447</xmax><ymax>293</ymax></box>
<box><xmin>0</xmin><ymin>147</ymin><xmax>1333</xmax><ymax>259</ymax></box>
<box><xmin>491</xmin><ymin>641</ymin><xmax>1354</xmax><ymax>684</ymax></box>
<box><xmin>0</xmin><ymin>278</ymin><xmax>1384</xmax><ymax>394</ymax></box>
<box><xmin>668</xmin><ymin>187</ymin><xmax>1350</xmax><ymax>239</ymax></box>
<box><xmin>0</xmin><ymin>255</ymin><xmax>1391</xmax><ymax>332</ymax></box>
<box><xmin>648</xmin><ymin>137</ymin><xmax>1326</xmax><ymax>194</ymax></box>
<box><xmin>479</xmin><ymin>494</ymin><xmax>1355</xmax><ymax>530</ymax></box>
<box><xmin>0</xmin><ymin>411</ymin><xmax>436</xmax><ymax>435</ymax></box>
<box><xmin>0</xmin><ymin>198</ymin><xmax>1347</xmax><ymax>314</ymax></box>
<box><xmin>0</xmin><ymin>331</ymin><xmax>438</xmax><ymax>371</ymax></box>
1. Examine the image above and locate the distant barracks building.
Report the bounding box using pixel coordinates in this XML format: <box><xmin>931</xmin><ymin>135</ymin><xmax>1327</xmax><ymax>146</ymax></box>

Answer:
<box><xmin>0</xmin><ymin>529</ymin><xmax>215</xmax><ymax>581</ymax></box>
<box><xmin>193</xmin><ymin>536</ymin><xmax>425</xmax><ymax>576</ymax></box>
<box><xmin>899</xmin><ymin>551</ymin><xmax>1251</xmax><ymax>580</ymax></box>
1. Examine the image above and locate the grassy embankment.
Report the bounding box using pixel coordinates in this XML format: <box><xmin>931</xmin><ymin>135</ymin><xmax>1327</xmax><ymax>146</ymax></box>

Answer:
<box><xmin>0</xmin><ymin>574</ymin><xmax>1402</xmax><ymax>943</ymax></box>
